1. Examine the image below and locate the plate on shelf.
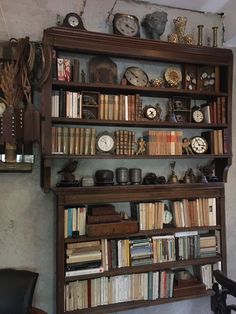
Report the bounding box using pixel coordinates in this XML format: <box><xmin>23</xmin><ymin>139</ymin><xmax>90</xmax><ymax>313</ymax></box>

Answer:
<box><xmin>164</xmin><ymin>67</ymin><xmax>182</xmax><ymax>87</ymax></box>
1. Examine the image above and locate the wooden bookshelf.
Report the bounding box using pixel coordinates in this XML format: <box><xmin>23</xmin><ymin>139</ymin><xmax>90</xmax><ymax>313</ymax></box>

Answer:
<box><xmin>41</xmin><ymin>27</ymin><xmax>232</xmax><ymax>313</ymax></box>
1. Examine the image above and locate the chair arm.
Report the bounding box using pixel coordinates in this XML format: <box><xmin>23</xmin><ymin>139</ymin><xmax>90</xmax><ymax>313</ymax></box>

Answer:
<box><xmin>30</xmin><ymin>307</ymin><xmax>48</xmax><ymax>314</ymax></box>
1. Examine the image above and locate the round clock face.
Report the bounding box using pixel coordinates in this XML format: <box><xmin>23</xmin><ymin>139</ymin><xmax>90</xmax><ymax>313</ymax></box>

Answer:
<box><xmin>124</xmin><ymin>66</ymin><xmax>149</xmax><ymax>87</ymax></box>
<box><xmin>113</xmin><ymin>13</ymin><xmax>140</xmax><ymax>37</ymax></box>
<box><xmin>190</xmin><ymin>136</ymin><xmax>208</xmax><ymax>154</ymax></box>
<box><xmin>0</xmin><ymin>102</ymin><xmax>6</xmax><ymax>116</ymax></box>
<box><xmin>164</xmin><ymin>209</ymin><xmax>173</xmax><ymax>224</ymax></box>
<box><xmin>144</xmin><ymin>106</ymin><xmax>157</xmax><ymax>120</ymax></box>
<box><xmin>96</xmin><ymin>132</ymin><xmax>115</xmax><ymax>153</ymax></box>
<box><xmin>192</xmin><ymin>108</ymin><xmax>204</xmax><ymax>123</ymax></box>
<box><xmin>63</xmin><ymin>13</ymin><xmax>84</xmax><ymax>29</ymax></box>
<box><xmin>68</xmin><ymin>15</ymin><xmax>79</xmax><ymax>27</ymax></box>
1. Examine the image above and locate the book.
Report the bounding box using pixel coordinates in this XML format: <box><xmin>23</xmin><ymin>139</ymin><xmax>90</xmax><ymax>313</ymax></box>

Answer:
<box><xmin>65</xmin><ymin>266</ymin><xmax>103</xmax><ymax>277</ymax></box>
<box><xmin>57</xmin><ymin>58</ymin><xmax>64</xmax><ymax>80</ymax></box>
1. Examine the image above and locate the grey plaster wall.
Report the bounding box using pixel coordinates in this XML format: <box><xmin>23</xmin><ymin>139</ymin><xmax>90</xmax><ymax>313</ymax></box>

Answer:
<box><xmin>0</xmin><ymin>1</ymin><xmax>235</xmax><ymax>314</ymax></box>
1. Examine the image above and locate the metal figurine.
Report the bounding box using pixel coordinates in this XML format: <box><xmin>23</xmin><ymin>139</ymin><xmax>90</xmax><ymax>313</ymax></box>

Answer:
<box><xmin>212</xmin><ymin>26</ymin><xmax>218</xmax><ymax>47</ymax></box>
<box><xmin>135</xmin><ymin>137</ymin><xmax>146</xmax><ymax>155</ymax></box>
<box><xmin>197</xmin><ymin>25</ymin><xmax>204</xmax><ymax>46</ymax></box>
<box><xmin>81</xmin><ymin>69</ymin><xmax>86</xmax><ymax>83</ymax></box>
<box><xmin>168</xmin><ymin>161</ymin><xmax>179</xmax><ymax>184</ymax></box>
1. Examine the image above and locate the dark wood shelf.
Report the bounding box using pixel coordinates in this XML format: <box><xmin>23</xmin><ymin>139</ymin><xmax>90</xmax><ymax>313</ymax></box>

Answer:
<box><xmin>65</xmin><ymin>255</ymin><xmax>222</xmax><ymax>282</ymax></box>
<box><xmin>42</xmin><ymin>27</ymin><xmax>232</xmax><ymax>314</ymax></box>
<box><xmin>65</xmin><ymin>290</ymin><xmax>214</xmax><ymax>313</ymax></box>
<box><xmin>64</xmin><ymin>225</ymin><xmax>221</xmax><ymax>243</ymax></box>
<box><xmin>54</xmin><ymin>183</ymin><xmax>224</xmax><ymax>205</ymax></box>
<box><xmin>51</xmin><ymin>117</ymin><xmax>228</xmax><ymax>129</ymax></box>
<box><xmin>45</xmin><ymin>153</ymin><xmax>232</xmax><ymax>160</ymax></box>
<box><xmin>51</xmin><ymin>80</ymin><xmax>228</xmax><ymax>99</ymax></box>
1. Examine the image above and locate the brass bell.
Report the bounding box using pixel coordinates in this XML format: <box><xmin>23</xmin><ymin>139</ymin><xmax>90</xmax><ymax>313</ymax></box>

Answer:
<box><xmin>168</xmin><ymin>170</ymin><xmax>179</xmax><ymax>184</ymax></box>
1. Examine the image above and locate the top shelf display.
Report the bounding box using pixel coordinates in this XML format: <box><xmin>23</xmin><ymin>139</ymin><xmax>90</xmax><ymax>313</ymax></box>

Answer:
<box><xmin>41</xmin><ymin>27</ymin><xmax>233</xmax><ymax>190</ymax></box>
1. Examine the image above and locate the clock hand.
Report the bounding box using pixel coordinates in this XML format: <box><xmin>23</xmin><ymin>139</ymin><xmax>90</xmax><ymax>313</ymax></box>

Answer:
<box><xmin>129</xmin><ymin>70</ymin><xmax>139</xmax><ymax>79</ymax></box>
<box><xmin>125</xmin><ymin>24</ymin><xmax>135</xmax><ymax>31</ymax></box>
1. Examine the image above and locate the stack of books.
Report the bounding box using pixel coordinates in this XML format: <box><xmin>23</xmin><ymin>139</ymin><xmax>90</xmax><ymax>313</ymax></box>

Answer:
<box><xmin>129</xmin><ymin>237</ymin><xmax>153</xmax><ymax>266</ymax></box>
<box><xmin>199</xmin><ymin>235</ymin><xmax>217</xmax><ymax>257</ymax></box>
<box><xmin>66</xmin><ymin>240</ymin><xmax>103</xmax><ymax>277</ymax></box>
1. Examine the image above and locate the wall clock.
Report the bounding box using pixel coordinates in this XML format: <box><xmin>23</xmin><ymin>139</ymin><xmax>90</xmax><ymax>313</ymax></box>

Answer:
<box><xmin>113</xmin><ymin>13</ymin><xmax>140</xmax><ymax>37</ymax></box>
<box><xmin>123</xmin><ymin>66</ymin><xmax>149</xmax><ymax>87</ymax></box>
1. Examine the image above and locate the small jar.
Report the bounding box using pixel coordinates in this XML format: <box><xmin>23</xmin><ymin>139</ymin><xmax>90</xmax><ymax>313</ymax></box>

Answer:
<box><xmin>116</xmin><ymin>167</ymin><xmax>129</xmax><ymax>185</ymax></box>
<box><xmin>129</xmin><ymin>168</ymin><xmax>142</xmax><ymax>185</ymax></box>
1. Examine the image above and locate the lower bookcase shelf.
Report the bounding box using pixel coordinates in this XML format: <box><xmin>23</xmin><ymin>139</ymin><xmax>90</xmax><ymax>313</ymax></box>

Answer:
<box><xmin>55</xmin><ymin>183</ymin><xmax>226</xmax><ymax>314</ymax></box>
<box><xmin>65</xmin><ymin>290</ymin><xmax>214</xmax><ymax>314</ymax></box>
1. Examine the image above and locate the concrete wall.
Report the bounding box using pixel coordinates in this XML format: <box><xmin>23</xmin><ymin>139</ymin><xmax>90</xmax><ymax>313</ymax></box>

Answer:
<box><xmin>0</xmin><ymin>1</ymin><xmax>235</xmax><ymax>313</ymax></box>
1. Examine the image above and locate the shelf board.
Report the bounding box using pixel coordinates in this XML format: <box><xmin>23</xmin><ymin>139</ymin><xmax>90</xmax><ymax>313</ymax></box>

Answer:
<box><xmin>65</xmin><ymin>225</ymin><xmax>221</xmax><ymax>243</ymax></box>
<box><xmin>51</xmin><ymin>117</ymin><xmax>228</xmax><ymax>129</ymax></box>
<box><xmin>0</xmin><ymin>162</ymin><xmax>33</xmax><ymax>172</ymax></box>
<box><xmin>65</xmin><ymin>255</ymin><xmax>221</xmax><ymax>282</ymax></box>
<box><xmin>52</xmin><ymin>80</ymin><xmax>228</xmax><ymax>99</ymax></box>
<box><xmin>45</xmin><ymin>153</ymin><xmax>232</xmax><ymax>160</ymax></box>
<box><xmin>64</xmin><ymin>290</ymin><xmax>213</xmax><ymax>313</ymax></box>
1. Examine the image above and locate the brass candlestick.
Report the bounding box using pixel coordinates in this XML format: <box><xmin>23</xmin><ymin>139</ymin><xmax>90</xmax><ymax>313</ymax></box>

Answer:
<box><xmin>197</xmin><ymin>25</ymin><xmax>204</xmax><ymax>46</ymax></box>
<box><xmin>212</xmin><ymin>26</ymin><xmax>218</xmax><ymax>47</ymax></box>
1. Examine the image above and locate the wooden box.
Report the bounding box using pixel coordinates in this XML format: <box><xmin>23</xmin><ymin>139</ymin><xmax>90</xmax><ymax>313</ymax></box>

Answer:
<box><xmin>86</xmin><ymin>219</ymin><xmax>139</xmax><ymax>237</ymax></box>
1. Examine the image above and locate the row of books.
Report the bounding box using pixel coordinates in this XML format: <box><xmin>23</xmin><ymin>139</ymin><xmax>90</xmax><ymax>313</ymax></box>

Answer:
<box><xmin>172</xmin><ymin>198</ymin><xmax>217</xmax><ymax>228</ymax></box>
<box><xmin>52</xmin><ymin>127</ymin><xmax>96</xmax><ymax>155</ymax></box>
<box><xmin>202</xmin><ymin>129</ymin><xmax>227</xmax><ymax>154</ymax></box>
<box><xmin>53</xmin><ymin>57</ymin><xmax>80</xmax><ymax>82</ymax></box>
<box><xmin>51</xmin><ymin>90</ymin><xmax>143</xmax><ymax>121</ymax></box>
<box><xmin>64</xmin><ymin>207</ymin><xmax>86</xmax><ymax>238</ymax></box>
<box><xmin>52</xmin><ymin>90</ymin><xmax>82</xmax><ymax>118</ymax></box>
<box><xmin>143</xmin><ymin>130</ymin><xmax>183</xmax><ymax>155</ymax></box>
<box><xmin>175</xmin><ymin>231</ymin><xmax>218</xmax><ymax>260</ymax></box>
<box><xmin>115</xmin><ymin>130</ymin><xmax>136</xmax><ymax>155</ymax></box>
<box><xmin>131</xmin><ymin>202</ymin><xmax>165</xmax><ymax>230</ymax></box>
<box><xmin>64</xmin><ymin>270</ymin><xmax>174</xmax><ymax>310</ymax></box>
<box><xmin>201</xmin><ymin>97</ymin><xmax>226</xmax><ymax>124</ymax></box>
<box><xmin>65</xmin><ymin>232</ymin><xmax>219</xmax><ymax>277</ymax></box>
<box><xmin>99</xmin><ymin>94</ymin><xmax>142</xmax><ymax>121</ymax></box>
<box><xmin>200</xmin><ymin>261</ymin><xmax>222</xmax><ymax>290</ymax></box>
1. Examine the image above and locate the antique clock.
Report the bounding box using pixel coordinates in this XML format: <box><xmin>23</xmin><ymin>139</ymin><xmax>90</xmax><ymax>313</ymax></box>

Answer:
<box><xmin>63</xmin><ymin>12</ymin><xmax>86</xmax><ymax>30</ymax></box>
<box><xmin>163</xmin><ymin>208</ymin><xmax>173</xmax><ymax>225</ymax></box>
<box><xmin>96</xmin><ymin>131</ymin><xmax>115</xmax><ymax>154</ymax></box>
<box><xmin>123</xmin><ymin>66</ymin><xmax>149</xmax><ymax>87</ymax></box>
<box><xmin>113</xmin><ymin>13</ymin><xmax>140</xmax><ymax>37</ymax></box>
<box><xmin>143</xmin><ymin>104</ymin><xmax>161</xmax><ymax>121</ymax></box>
<box><xmin>190</xmin><ymin>136</ymin><xmax>208</xmax><ymax>154</ymax></box>
<box><xmin>192</xmin><ymin>106</ymin><xmax>204</xmax><ymax>123</ymax></box>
